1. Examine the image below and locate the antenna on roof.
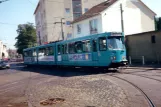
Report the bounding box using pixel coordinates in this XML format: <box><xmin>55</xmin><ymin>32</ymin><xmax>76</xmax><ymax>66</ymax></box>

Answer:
<box><xmin>104</xmin><ymin>0</ymin><xmax>111</xmax><ymax>5</ymax></box>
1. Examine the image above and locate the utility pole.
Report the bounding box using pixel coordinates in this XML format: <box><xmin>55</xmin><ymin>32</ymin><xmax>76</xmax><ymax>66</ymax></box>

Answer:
<box><xmin>54</xmin><ymin>18</ymin><xmax>65</xmax><ymax>40</ymax></box>
<box><xmin>120</xmin><ymin>4</ymin><xmax>124</xmax><ymax>33</ymax></box>
<box><xmin>38</xmin><ymin>33</ymin><xmax>41</xmax><ymax>45</ymax></box>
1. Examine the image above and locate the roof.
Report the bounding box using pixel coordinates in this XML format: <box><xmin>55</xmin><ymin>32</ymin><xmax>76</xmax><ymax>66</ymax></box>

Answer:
<box><xmin>72</xmin><ymin>0</ymin><xmax>118</xmax><ymax>24</ymax></box>
<box><xmin>138</xmin><ymin>0</ymin><xmax>156</xmax><ymax>15</ymax></box>
<box><xmin>72</xmin><ymin>0</ymin><xmax>156</xmax><ymax>24</ymax></box>
<box><xmin>34</xmin><ymin>1</ymin><xmax>40</xmax><ymax>14</ymax></box>
<box><xmin>126</xmin><ymin>30</ymin><xmax>161</xmax><ymax>36</ymax></box>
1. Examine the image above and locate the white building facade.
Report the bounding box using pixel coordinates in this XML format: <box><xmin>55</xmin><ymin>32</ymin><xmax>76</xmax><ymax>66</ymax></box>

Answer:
<box><xmin>34</xmin><ymin>0</ymin><xmax>105</xmax><ymax>45</ymax></box>
<box><xmin>72</xmin><ymin>0</ymin><xmax>156</xmax><ymax>38</ymax></box>
<box><xmin>0</xmin><ymin>41</ymin><xmax>8</xmax><ymax>59</ymax></box>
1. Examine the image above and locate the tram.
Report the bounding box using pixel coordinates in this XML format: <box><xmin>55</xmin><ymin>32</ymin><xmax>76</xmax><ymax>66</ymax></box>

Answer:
<box><xmin>23</xmin><ymin>32</ymin><xmax>127</xmax><ymax>68</ymax></box>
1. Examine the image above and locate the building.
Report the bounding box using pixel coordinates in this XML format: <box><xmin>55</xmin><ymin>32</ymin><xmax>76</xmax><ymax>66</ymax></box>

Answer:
<box><xmin>0</xmin><ymin>40</ymin><xmax>8</xmax><ymax>59</ymax></box>
<box><xmin>8</xmin><ymin>49</ymin><xmax>18</xmax><ymax>59</ymax></box>
<box><xmin>34</xmin><ymin>0</ymin><xmax>105</xmax><ymax>45</ymax></box>
<box><xmin>126</xmin><ymin>30</ymin><xmax>161</xmax><ymax>64</ymax></box>
<box><xmin>72</xmin><ymin>0</ymin><xmax>156</xmax><ymax>38</ymax></box>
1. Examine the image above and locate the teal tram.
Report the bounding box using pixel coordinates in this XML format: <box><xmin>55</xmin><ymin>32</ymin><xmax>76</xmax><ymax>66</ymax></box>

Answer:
<box><xmin>23</xmin><ymin>32</ymin><xmax>127</xmax><ymax>68</ymax></box>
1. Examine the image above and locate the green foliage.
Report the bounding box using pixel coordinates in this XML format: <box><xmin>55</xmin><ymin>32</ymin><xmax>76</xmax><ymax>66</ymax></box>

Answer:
<box><xmin>15</xmin><ymin>23</ymin><xmax>37</xmax><ymax>54</ymax></box>
<box><xmin>155</xmin><ymin>17</ymin><xmax>161</xmax><ymax>30</ymax></box>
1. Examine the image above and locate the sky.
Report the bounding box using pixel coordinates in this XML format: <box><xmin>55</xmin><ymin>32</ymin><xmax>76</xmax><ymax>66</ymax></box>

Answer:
<box><xmin>0</xmin><ymin>0</ymin><xmax>39</xmax><ymax>49</ymax></box>
<box><xmin>0</xmin><ymin>0</ymin><xmax>161</xmax><ymax>49</ymax></box>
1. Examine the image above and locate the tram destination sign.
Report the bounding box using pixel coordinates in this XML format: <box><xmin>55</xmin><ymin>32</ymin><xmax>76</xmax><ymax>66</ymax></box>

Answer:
<box><xmin>111</xmin><ymin>32</ymin><xmax>122</xmax><ymax>36</ymax></box>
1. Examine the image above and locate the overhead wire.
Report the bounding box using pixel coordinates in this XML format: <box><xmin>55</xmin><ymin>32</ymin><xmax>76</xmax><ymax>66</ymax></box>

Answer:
<box><xmin>0</xmin><ymin>22</ymin><xmax>18</xmax><ymax>26</ymax></box>
<box><xmin>26</xmin><ymin>0</ymin><xmax>36</xmax><ymax>6</ymax></box>
<box><xmin>0</xmin><ymin>0</ymin><xmax>124</xmax><ymax>47</ymax></box>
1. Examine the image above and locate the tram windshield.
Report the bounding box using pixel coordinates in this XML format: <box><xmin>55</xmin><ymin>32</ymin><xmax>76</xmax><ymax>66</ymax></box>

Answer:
<box><xmin>107</xmin><ymin>37</ymin><xmax>125</xmax><ymax>50</ymax></box>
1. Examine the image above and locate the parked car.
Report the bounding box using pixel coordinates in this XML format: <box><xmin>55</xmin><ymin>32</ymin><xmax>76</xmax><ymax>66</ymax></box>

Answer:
<box><xmin>0</xmin><ymin>61</ymin><xmax>10</xmax><ymax>69</ymax></box>
<box><xmin>10</xmin><ymin>59</ymin><xmax>17</xmax><ymax>62</ymax></box>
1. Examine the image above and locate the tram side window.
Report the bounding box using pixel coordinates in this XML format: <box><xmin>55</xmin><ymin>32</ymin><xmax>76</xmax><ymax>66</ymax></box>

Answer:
<box><xmin>62</xmin><ymin>45</ymin><xmax>65</xmax><ymax>54</ymax></box>
<box><xmin>68</xmin><ymin>43</ymin><xmax>75</xmax><ymax>54</ymax></box>
<box><xmin>64</xmin><ymin>44</ymin><xmax>68</xmax><ymax>54</ymax></box>
<box><xmin>99</xmin><ymin>37</ymin><xmax>107</xmax><ymax>51</ymax></box>
<box><xmin>92</xmin><ymin>39</ymin><xmax>97</xmax><ymax>52</ymax></box>
<box><xmin>38</xmin><ymin>47</ymin><xmax>54</xmax><ymax>56</ymax></box>
<box><xmin>38</xmin><ymin>48</ymin><xmax>45</xmax><ymax>56</ymax></box>
<box><xmin>58</xmin><ymin>45</ymin><xmax>62</xmax><ymax>55</ymax></box>
<box><xmin>82</xmin><ymin>40</ymin><xmax>91</xmax><ymax>52</ymax></box>
<box><xmin>38</xmin><ymin>49</ymin><xmax>41</xmax><ymax>56</ymax></box>
<box><xmin>75</xmin><ymin>41</ymin><xmax>83</xmax><ymax>53</ymax></box>
<box><xmin>44</xmin><ymin>48</ymin><xmax>49</xmax><ymax>56</ymax></box>
<box><xmin>48</xmin><ymin>47</ymin><xmax>54</xmax><ymax>55</ymax></box>
<box><xmin>33</xmin><ymin>49</ymin><xmax>37</xmax><ymax>57</ymax></box>
<box><xmin>29</xmin><ymin>50</ymin><xmax>32</xmax><ymax>57</ymax></box>
<box><xmin>24</xmin><ymin>51</ymin><xmax>28</xmax><ymax>57</ymax></box>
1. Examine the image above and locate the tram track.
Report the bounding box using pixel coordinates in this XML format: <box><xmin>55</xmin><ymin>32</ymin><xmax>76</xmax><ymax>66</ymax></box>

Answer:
<box><xmin>117</xmin><ymin>68</ymin><xmax>161</xmax><ymax>83</ymax></box>
<box><xmin>120</xmin><ymin>73</ymin><xmax>161</xmax><ymax>83</ymax></box>
<box><xmin>110</xmin><ymin>75</ymin><xmax>156</xmax><ymax>107</ymax></box>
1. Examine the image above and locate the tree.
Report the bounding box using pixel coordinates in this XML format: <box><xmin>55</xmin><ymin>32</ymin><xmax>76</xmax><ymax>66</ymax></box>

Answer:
<box><xmin>0</xmin><ymin>0</ymin><xmax>9</xmax><ymax>4</ymax></box>
<box><xmin>155</xmin><ymin>17</ymin><xmax>161</xmax><ymax>31</ymax></box>
<box><xmin>15</xmin><ymin>23</ymin><xmax>37</xmax><ymax>55</ymax></box>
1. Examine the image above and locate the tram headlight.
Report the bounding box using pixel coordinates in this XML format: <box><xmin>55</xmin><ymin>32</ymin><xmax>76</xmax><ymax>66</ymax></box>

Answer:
<box><xmin>111</xmin><ymin>56</ymin><xmax>116</xmax><ymax>61</ymax></box>
<box><xmin>122</xmin><ymin>56</ymin><xmax>126</xmax><ymax>60</ymax></box>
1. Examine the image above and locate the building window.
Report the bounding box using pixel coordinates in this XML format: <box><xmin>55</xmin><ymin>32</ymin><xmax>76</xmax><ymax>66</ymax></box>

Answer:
<box><xmin>151</xmin><ymin>35</ymin><xmax>156</xmax><ymax>43</ymax></box>
<box><xmin>73</xmin><ymin>13</ymin><xmax>82</xmax><ymax>19</ymax></box>
<box><xmin>66</xmin><ymin>21</ymin><xmax>71</xmax><ymax>25</ymax></box>
<box><xmin>67</xmin><ymin>33</ymin><xmax>72</xmax><ymax>39</ymax></box>
<box><xmin>89</xmin><ymin>19</ymin><xmax>98</xmax><ymax>34</ymax></box>
<box><xmin>43</xmin><ymin>10</ymin><xmax>46</xmax><ymax>18</ymax></box>
<box><xmin>72</xmin><ymin>0</ymin><xmax>82</xmax><ymax>19</ymax></box>
<box><xmin>65</xmin><ymin>8</ymin><xmax>70</xmax><ymax>13</ymax></box>
<box><xmin>84</xmin><ymin>8</ymin><xmax>88</xmax><ymax>12</ymax></box>
<box><xmin>45</xmin><ymin>35</ymin><xmax>47</xmax><ymax>42</ymax></box>
<box><xmin>77</xmin><ymin>24</ymin><xmax>81</xmax><ymax>34</ymax></box>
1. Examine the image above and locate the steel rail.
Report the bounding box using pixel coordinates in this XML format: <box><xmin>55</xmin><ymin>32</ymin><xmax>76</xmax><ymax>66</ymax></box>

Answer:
<box><xmin>110</xmin><ymin>75</ymin><xmax>156</xmax><ymax>107</ymax></box>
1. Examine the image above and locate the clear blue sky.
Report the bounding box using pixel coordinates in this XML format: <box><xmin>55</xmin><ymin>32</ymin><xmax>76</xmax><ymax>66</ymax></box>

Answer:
<box><xmin>0</xmin><ymin>0</ymin><xmax>160</xmax><ymax>49</ymax></box>
<box><xmin>0</xmin><ymin>0</ymin><xmax>39</xmax><ymax>49</ymax></box>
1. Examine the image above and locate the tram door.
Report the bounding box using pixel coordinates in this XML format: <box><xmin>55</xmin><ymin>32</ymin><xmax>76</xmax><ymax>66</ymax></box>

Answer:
<box><xmin>98</xmin><ymin>37</ymin><xmax>108</xmax><ymax>65</ymax></box>
<box><xmin>62</xmin><ymin>44</ymin><xmax>68</xmax><ymax>61</ymax></box>
<box><xmin>92</xmin><ymin>39</ymin><xmax>98</xmax><ymax>61</ymax></box>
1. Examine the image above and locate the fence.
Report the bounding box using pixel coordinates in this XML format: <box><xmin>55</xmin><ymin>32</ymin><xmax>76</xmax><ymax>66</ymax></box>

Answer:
<box><xmin>128</xmin><ymin>56</ymin><xmax>160</xmax><ymax>65</ymax></box>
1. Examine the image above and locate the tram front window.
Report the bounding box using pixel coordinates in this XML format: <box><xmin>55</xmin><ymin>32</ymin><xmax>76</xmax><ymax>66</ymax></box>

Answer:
<box><xmin>107</xmin><ymin>37</ymin><xmax>125</xmax><ymax>50</ymax></box>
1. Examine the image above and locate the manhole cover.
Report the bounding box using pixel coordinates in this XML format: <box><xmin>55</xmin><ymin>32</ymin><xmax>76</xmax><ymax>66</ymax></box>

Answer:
<box><xmin>40</xmin><ymin>98</ymin><xmax>65</xmax><ymax>106</ymax></box>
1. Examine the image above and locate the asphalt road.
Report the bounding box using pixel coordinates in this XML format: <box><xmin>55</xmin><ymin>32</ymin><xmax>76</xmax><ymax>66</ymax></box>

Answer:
<box><xmin>0</xmin><ymin>63</ymin><xmax>161</xmax><ymax>107</ymax></box>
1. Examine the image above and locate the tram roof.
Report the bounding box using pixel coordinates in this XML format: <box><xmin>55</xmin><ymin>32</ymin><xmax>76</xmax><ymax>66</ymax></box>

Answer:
<box><xmin>58</xmin><ymin>32</ymin><xmax>123</xmax><ymax>44</ymax></box>
<box><xmin>23</xmin><ymin>32</ymin><xmax>123</xmax><ymax>51</ymax></box>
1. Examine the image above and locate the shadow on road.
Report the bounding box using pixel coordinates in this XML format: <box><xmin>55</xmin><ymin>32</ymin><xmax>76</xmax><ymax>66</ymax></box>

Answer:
<box><xmin>10</xmin><ymin>63</ymin><xmax>118</xmax><ymax>77</ymax></box>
